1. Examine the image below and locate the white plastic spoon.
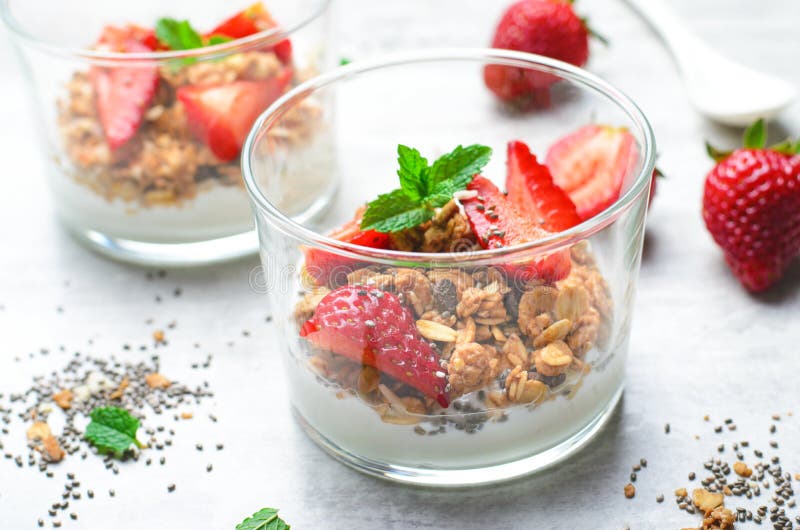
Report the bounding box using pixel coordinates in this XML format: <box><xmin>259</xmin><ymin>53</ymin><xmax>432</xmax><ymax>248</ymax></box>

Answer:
<box><xmin>625</xmin><ymin>0</ymin><xmax>796</xmax><ymax>127</ymax></box>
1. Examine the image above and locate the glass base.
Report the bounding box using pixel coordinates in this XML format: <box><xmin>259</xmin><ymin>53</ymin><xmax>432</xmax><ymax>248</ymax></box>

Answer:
<box><xmin>66</xmin><ymin>225</ymin><xmax>258</xmax><ymax>267</ymax></box>
<box><xmin>293</xmin><ymin>386</ymin><xmax>623</xmax><ymax>487</ymax></box>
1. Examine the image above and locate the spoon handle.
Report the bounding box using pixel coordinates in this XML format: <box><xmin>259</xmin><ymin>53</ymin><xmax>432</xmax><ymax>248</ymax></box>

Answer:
<box><xmin>623</xmin><ymin>0</ymin><xmax>720</xmax><ymax>67</ymax></box>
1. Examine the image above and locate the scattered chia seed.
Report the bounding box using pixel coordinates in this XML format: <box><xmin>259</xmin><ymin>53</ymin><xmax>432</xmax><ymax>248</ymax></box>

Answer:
<box><xmin>167</xmin><ymin>484</ymin><xmax>176</xmax><ymax>493</ymax></box>
<box><xmin>664</xmin><ymin>423</ymin><xmax>670</xmax><ymax>434</ymax></box>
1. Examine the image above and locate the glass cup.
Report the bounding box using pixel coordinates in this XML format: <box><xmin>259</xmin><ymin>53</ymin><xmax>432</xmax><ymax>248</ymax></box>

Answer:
<box><xmin>1</xmin><ymin>0</ymin><xmax>332</xmax><ymax>265</ymax></box>
<box><xmin>243</xmin><ymin>49</ymin><xmax>656</xmax><ymax>486</ymax></box>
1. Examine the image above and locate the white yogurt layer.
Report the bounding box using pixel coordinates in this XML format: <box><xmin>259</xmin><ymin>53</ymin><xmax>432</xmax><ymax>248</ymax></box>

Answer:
<box><xmin>288</xmin><ymin>347</ymin><xmax>625</xmax><ymax>469</ymax></box>
<box><xmin>51</xmin><ymin>173</ymin><xmax>253</xmax><ymax>243</ymax></box>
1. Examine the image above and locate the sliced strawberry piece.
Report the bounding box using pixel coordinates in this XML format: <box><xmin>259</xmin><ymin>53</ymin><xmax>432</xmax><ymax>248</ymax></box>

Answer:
<box><xmin>304</xmin><ymin>207</ymin><xmax>393</xmax><ymax>287</ymax></box>
<box><xmin>208</xmin><ymin>2</ymin><xmax>293</xmax><ymax>64</ymax></box>
<box><xmin>505</xmin><ymin>140</ymin><xmax>582</xmax><ymax>232</ymax></box>
<box><xmin>462</xmin><ymin>176</ymin><xmax>571</xmax><ymax>283</ymax></box>
<box><xmin>176</xmin><ymin>68</ymin><xmax>292</xmax><ymax>161</ymax></box>
<box><xmin>90</xmin><ymin>26</ymin><xmax>159</xmax><ymax>151</ymax></box>
<box><xmin>300</xmin><ymin>286</ymin><xmax>450</xmax><ymax>407</ymax></box>
<box><xmin>545</xmin><ymin>125</ymin><xmax>638</xmax><ymax>221</ymax></box>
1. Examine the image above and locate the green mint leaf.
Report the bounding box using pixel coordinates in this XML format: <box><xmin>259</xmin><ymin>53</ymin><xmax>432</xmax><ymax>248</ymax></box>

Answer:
<box><xmin>155</xmin><ymin>18</ymin><xmax>204</xmax><ymax>51</ymax></box>
<box><xmin>743</xmin><ymin>118</ymin><xmax>766</xmax><ymax>149</ymax></box>
<box><xmin>206</xmin><ymin>34</ymin><xmax>234</xmax><ymax>46</ymax></box>
<box><xmin>428</xmin><ymin>144</ymin><xmax>492</xmax><ymax>196</ymax></box>
<box><xmin>236</xmin><ymin>508</ymin><xmax>290</xmax><ymax>530</ymax></box>
<box><xmin>339</xmin><ymin>57</ymin><xmax>352</xmax><ymax>66</ymax></box>
<box><xmin>361</xmin><ymin>189</ymin><xmax>434</xmax><ymax>233</ymax></box>
<box><xmin>84</xmin><ymin>406</ymin><xmax>143</xmax><ymax>458</ymax></box>
<box><xmin>396</xmin><ymin>145</ymin><xmax>429</xmax><ymax>202</ymax></box>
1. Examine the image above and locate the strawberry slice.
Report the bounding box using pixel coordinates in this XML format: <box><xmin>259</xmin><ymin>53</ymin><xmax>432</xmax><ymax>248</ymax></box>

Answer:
<box><xmin>304</xmin><ymin>207</ymin><xmax>393</xmax><ymax>287</ymax></box>
<box><xmin>90</xmin><ymin>26</ymin><xmax>159</xmax><ymax>151</ymax></box>
<box><xmin>176</xmin><ymin>68</ymin><xmax>292</xmax><ymax>161</ymax></box>
<box><xmin>545</xmin><ymin>125</ymin><xmax>638</xmax><ymax>221</ymax></box>
<box><xmin>300</xmin><ymin>285</ymin><xmax>450</xmax><ymax>407</ymax></box>
<box><xmin>462</xmin><ymin>176</ymin><xmax>571</xmax><ymax>283</ymax></box>
<box><xmin>505</xmin><ymin>140</ymin><xmax>582</xmax><ymax>232</ymax></box>
<box><xmin>208</xmin><ymin>2</ymin><xmax>292</xmax><ymax>64</ymax></box>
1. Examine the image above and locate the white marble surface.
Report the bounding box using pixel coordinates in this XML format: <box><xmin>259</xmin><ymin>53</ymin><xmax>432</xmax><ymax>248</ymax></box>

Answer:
<box><xmin>1</xmin><ymin>1</ymin><xmax>800</xmax><ymax>528</ymax></box>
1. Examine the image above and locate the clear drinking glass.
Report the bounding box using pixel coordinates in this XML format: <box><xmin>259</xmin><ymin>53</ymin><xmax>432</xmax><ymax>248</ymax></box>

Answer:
<box><xmin>243</xmin><ymin>49</ymin><xmax>656</xmax><ymax>486</ymax></box>
<box><xmin>1</xmin><ymin>0</ymin><xmax>331</xmax><ymax>265</ymax></box>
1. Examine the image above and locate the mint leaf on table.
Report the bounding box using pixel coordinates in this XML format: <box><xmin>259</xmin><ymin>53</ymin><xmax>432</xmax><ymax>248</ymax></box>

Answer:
<box><xmin>155</xmin><ymin>18</ymin><xmax>204</xmax><ymax>50</ymax></box>
<box><xmin>236</xmin><ymin>508</ymin><xmax>290</xmax><ymax>530</ymax></box>
<box><xmin>360</xmin><ymin>144</ymin><xmax>492</xmax><ymax>233</ymax></box>
<box><xmin>84</xmin><ymin>406</ymin><xmax>144</xmax><ymax>458</ymax></box>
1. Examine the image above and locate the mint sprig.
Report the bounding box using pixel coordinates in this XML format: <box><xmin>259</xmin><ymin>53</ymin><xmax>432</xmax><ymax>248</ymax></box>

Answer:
<box><xmin>155</xmin><ymin>18</ymin><xmax>204</xmax><ymax>50</ymax></box>
<box><xmin>155</xmin><ymin>18</ymin><xmax>233</xmax><ymax>51</ymax></box>
<box><xmin>361</xmin><ymin>144</ymin><xmax>492</xmax><ymax>233</ymax></box>
<box><xmin>84</xmin><ymin>406</ymin><xmax>144</xmax><ymax>458</ymax></box>
<box><xmin>236</xmin><ymin>508</ymin><xmax>290</xmax><ymax>530</ymax></box>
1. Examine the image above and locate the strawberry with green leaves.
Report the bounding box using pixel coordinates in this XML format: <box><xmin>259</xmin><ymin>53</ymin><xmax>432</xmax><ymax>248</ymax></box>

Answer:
<box><xmin>484</xmin><ymin>0</ymin><xmax>602</xmax><ymax>108</ymax></box>
<box><xmin>702</xmin><ymin>120</ymin><xmax>800</xmax><ymax>292</ymax></box>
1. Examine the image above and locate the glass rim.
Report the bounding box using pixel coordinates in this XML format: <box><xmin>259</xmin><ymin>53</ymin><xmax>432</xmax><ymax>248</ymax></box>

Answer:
<box><xmin>242</xmin><ymin>48</ymin><xmax>657</xmax><ymax>266</ymax></box>
<box><xmin>0</xmin><ymin>0</ymin><xmax>331</xmax><ymax>62</ymax></box>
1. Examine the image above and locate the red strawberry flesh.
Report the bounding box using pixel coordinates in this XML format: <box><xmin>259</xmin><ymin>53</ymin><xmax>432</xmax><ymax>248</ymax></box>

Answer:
<box><xmin>546</xmin><ymin>125</ymin><xmax>637</xmax><ymax>220</ymax></box>
<box><xmin>304</xmin><ymin>207</ymin><xmax>394</xmax><ymax>287</ymax></box>
<box><xmin>90</xmin><ymin>26</ymin><xmax>159</xmax><ymax>151</ymax></box>
<box><xmin>462</xmin><ymin>176</ymin><xmax>571</xmax><ymax>283</ymax></box>
<box><xmin>505</xmin><ymin>140</ymin><xmax>582</xmax><ymax>232</ymax></box>
<box><xmin>208</xmin><ymin>2</ymin><xmax>293</xmax><ymax>64</ymax></box>
<box><xmin>177</xmin><ymin>68</ymin><xmax>292</xmax><ymax>161</ymax></box>
<box><xmin>301</xmin><ymin>286</ymin><xmax>450</xmax><ymax>407</ymax></box>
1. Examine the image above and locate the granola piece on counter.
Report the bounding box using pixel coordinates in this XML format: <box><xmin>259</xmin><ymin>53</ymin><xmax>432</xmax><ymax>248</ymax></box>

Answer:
<box><xmin>701</xmin><ymin>506</ymin><xmax>735</xmax><ymax>530</ymax></box>
<box><xmin>447</xmin><ymin>342</ymin><xmax>499</xmax><ymax>396</ymax></box>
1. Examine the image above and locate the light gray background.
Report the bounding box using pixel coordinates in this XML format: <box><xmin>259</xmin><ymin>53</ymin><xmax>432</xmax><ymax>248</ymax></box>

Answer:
<box><xmin>1</xmin><ymin>1</ymin><xmax>799</xmax><ymax>528</ymax></box>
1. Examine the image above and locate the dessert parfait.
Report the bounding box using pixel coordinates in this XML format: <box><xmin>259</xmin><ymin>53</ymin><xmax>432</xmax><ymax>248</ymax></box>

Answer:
<box><xmin>288</xmin><ymin>129</ymin><xmax>638</xmax><ymax>474</ymax></box>
<box><xmin>5</xmin><ymin>1</ymin><xmax>329</xmax><ymax>260</ymax></box>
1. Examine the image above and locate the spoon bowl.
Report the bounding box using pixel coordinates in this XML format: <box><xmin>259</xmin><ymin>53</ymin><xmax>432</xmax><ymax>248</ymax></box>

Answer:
<box><xmin>626</xmin><ymin>0</ymin><xmax>796</xmax><ymax>127</ymax></box>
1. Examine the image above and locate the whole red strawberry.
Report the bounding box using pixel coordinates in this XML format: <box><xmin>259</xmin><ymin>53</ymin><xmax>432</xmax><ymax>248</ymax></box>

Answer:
<box><xmin>702</xmin><ymin>120</ymin><xmax>800</xmax><ymax>292</ymax></box>
<box><xmin>484</xmin><ymin>0</ymin><xmax>593</xmax><ymax>107</ymax></box>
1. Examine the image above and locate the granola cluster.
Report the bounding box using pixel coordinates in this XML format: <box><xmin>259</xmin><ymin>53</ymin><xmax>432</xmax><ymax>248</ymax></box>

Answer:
<box><xmin>295</xmin><ymin>230</ymin><xmax>612</xmax><ymax>427</ymax></box>
<box><xmin>57</xmin><ymin>51</ymin><xmax>319</xmax><ymax>207</ymax></box>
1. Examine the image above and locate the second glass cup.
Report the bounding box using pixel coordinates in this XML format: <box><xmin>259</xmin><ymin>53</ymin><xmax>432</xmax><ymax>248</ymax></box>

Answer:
<box><xmin>1</xmin><ymin>0</ymin><xmax>331</xmax><ymax>264</ymax></box>
<box><xmin>244</xmin><ymin>49</ymin><xmax>655</xmax><ymax>485</ymax></box>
